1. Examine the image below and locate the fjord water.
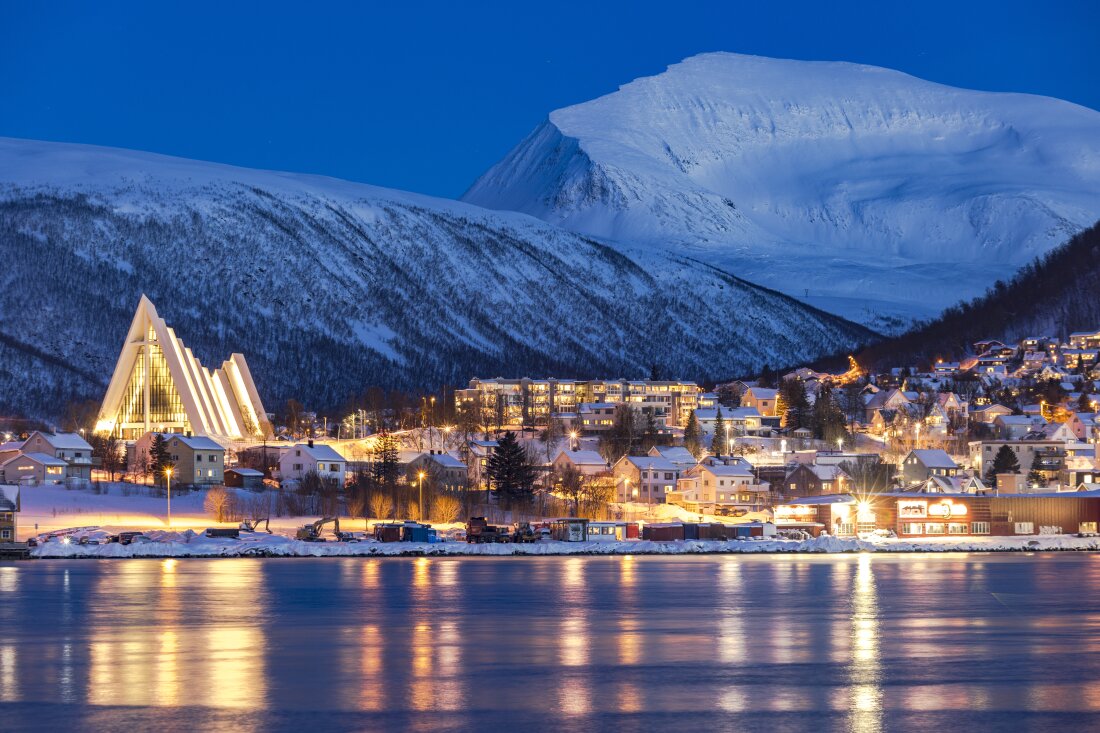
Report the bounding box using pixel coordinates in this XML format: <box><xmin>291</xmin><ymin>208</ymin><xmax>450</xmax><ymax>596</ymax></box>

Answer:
<box><xmin>2</xmin><ymin>555</ymin><xmax>1100</xmax><ymax>731</ymax></box>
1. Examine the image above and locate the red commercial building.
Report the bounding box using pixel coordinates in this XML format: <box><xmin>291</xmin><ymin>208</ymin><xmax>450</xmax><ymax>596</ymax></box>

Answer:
<box><xmin>777</xmin><ymin>491</ymin><xmax>1100</xmax><ymax>538</ymax></box>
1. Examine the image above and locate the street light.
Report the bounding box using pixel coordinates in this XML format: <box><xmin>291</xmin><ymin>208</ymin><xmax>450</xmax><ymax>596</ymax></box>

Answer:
<box><xmin>417</xmin><ymin>470</ymin><xmax>426</xmax><ymax>522</ymax></box>
<box><xmin>165</xmin><ymin>466</ymin><xmax>174</xmax><ymax>528</ymax></box>
<box><xmin>836</xmin><ymin>437</ymin><xmax>844</xmax><ymax>452</ymax></box>
<box><xmin>569</xmin><ymin>431</ymin><xmax>578</xmax><ymax>451</ymax></box>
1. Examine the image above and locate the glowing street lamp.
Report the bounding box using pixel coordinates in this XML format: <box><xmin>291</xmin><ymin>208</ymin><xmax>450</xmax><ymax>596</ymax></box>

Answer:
<box><xmin>164</xmin><ymin>466</ymin><xmax>174</xmax><ymax>528</ymax></box>
<box><xmin>569</xmin><ymin>431</ymin><xmax>579</xmax><ymax>451</ymax></box>
<box><xmin>836</xmin><ymin>437</ymin><xmax>844</xmax><ymax>452</ymax></box>
<box><xmin>417</xmin><ymin>470</ymin><xmax>426</xmax><ymax>521</ymax></box>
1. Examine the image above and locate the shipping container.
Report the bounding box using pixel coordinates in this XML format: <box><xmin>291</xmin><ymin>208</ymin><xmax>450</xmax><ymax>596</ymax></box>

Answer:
<box><xmin>641</xmin><ymin>523</ymin><xmax>685</xmax><ymax>541</ymax></box>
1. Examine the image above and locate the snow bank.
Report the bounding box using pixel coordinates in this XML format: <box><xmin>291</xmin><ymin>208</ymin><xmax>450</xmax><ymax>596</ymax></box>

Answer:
<box><xmin>31</xmin><ymin>532</ymin><xmax>1100</xmax><ymax>559</ymax></box>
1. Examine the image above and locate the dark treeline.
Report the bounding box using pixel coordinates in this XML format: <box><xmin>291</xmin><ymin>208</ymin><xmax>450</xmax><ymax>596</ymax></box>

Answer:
<box><xmin>851</xmin><ymin>220</ymin><xmax>1100</xmax><ymax>370</ymax></box>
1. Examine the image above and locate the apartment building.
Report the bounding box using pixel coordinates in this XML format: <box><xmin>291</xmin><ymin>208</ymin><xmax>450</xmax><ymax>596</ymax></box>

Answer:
<box><xmin>457</xmin><ymin>378</ymin><xmax>702</xmax><ymax>428</ymax></box>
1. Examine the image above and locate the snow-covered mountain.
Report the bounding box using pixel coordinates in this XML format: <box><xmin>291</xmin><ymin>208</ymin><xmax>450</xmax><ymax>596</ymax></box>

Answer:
<box><xmin>0</xmin><ymin>137</ymin><xmax>873</xmax><ymax>419</ymax></box>
<box><xmin>463</xmin><ymin>53</ymin><xmax>1100</xmax><ymax>332</ymax></box>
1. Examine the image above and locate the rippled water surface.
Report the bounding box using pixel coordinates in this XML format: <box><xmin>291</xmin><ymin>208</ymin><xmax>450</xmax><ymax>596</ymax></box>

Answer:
<box><xmin>3</xmin><ymin>554</ymin><xmax>1100</xmax><ymax>731</ymax></box>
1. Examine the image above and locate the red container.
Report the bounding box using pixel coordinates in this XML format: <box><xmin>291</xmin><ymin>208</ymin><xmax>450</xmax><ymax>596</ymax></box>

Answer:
<box><xmin>642</xmin><ymin>523</ymin><xmax>685</xmax><ymax>541</ymax></box>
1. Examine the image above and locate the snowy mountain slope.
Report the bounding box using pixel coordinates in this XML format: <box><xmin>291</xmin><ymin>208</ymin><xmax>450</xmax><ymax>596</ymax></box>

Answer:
<box><xmin>0</xmin><ymin>137</ymin><xmax>874</xmax><ymax>419</ymax></box>
<box><xmin>463</xmin><ymin>53</ymin><xmax>1100</xmax><ymax>331</ymax></box>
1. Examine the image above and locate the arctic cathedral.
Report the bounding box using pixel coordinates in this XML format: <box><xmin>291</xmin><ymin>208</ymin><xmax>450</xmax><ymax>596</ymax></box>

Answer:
<box><xmin>95</xmin><ymin>296</ymin><xmax>270</xmax><ymax>441</ymax></box>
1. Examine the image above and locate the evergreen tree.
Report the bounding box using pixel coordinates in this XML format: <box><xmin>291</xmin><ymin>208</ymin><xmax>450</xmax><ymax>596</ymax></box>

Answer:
<box><xmin>640</xmin><ymin>411</ymin><xmax>659</xmax><ymax>453</ymax></box>
<box><xmin>683</xmin><ymin>410</ymin><xmax>703</xmax><ymax>459</ymax></box>
<box><xmin>150</xmin><ymin>433</ymin><xmax>172</xmax><ymax>483</ymax></box>
<box><xmin>985</xmin><ymin>445</ymin><xmax>1021</xmax><ymax>487</ymax></box>
<box><xmin>757</xmin><ymin>365</ymin><xmax>776</xmax><ymax>389</ymax></box>
<box><xmin>710</xmin><ymin>407</ymin><xmax>726</xmax><ymax>456</ymax></box>
<box><xmin>598</xmin><ymin>404</ymin><xmax>637</xmax><ymax>463</ymax></box>
<box><xmin>778</xmin><ymin>379</ymin><xmax>810</xmax><ymax>429</ymax></box>
<box><xmin>487</xmin><ymin>431</ymin><xmax>537</xmax><ymax>508</ymax></box>
<box><xmin>775</xmin><ymin>387</ymin><xmax>789</xmax><ymax>428</ymax></box>
<box><xmin>371</xmin><ymin>428</ymin><xmax>400</xmax><ymax>517</ymax></box>
<box><xmin>1027</xmin><ymin>452</ymin><xmax>1045</xmax><ymax>488</ymax></box>
<box><xmin>1078</xmin><ymin>390</ymin><xmax>1095</xmax><ymax>413</ymax></box>
<box><xmin>812</xmin><ymin>385</ymin><xmax>848</xmax><ymax>443</ymax></box>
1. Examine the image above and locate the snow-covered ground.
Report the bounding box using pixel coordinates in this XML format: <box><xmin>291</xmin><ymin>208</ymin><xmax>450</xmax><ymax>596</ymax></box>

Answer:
<box><xmin>30</xmin><ymin>531</ymin><xmax>1100</xmax><ymax>559</ymax></box>
<box><xmin>15</xmin><ymin>484</ymin><xmax>299</xmax><ymax>539</ymax></box>
<box><xmin>19</xmin><ymin>484</ymin><xmax>1100</xmax><ymax>558</ymax></box>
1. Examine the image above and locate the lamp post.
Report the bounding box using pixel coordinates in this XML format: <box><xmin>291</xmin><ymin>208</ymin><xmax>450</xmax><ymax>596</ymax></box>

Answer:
<box><xmin>569</xmin><ymin>431</ymin><xmax>578</xmax><ymax>451</ymax></box>
<box><xmin>165</xmin><ymin>466</ymin><xmax>173</xmax><ymax>528</ymax></box>
<box><xmin>417</xmin><ymin>470</ymin><xmax>426</xmax><ymax>522</ymax></box>
<box><xmin>836</xmin><ymin>437</ymin><xmax>844</xmax><ymax>453</ymax></box>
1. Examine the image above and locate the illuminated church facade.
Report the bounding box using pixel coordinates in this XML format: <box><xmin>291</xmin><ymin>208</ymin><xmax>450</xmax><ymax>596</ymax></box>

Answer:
<box><xmin>95</xmin><ymin>296</ymin><xmax>270</xmax><ymax>441</ymax></box>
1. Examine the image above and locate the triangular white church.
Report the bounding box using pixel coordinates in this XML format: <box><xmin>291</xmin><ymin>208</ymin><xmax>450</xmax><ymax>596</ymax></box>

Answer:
<box><xmin>95</xmin><ymin>296</ymin><xmax>270</xmax><ymax>441</ymax></box>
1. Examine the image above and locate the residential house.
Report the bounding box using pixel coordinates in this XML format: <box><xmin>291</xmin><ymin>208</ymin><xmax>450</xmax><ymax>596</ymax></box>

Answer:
<box><xmin>1061</xmin><ymin>455</ymin><xmax>1100</xmax><ymax>488</ymax></box>
<box><xmin>901</xmin><ymin>449</ymin><xmax>960</xmax><ymax>484</ymax></box>
<box><xmin>1</xmin><ymin>452</ymin><xmax>68</xmax><ymax>485</ymax></box>
<box><xmin>577</xmin><ymin>403</ymin><xmax>616</xmax><ymax>433</ymax></box>
<box><xmin>742</xmin><ymin>387</ymin><xmax>779</xmax><ymax>417</ymax></box>
<box><xmin>1068</xmin><ymin>330</ymin><xmax>1100</xmax><ymax>350</ymax></box>
<box><xmin>905</xmin><ymin>474</ymin><xmax>989</xmax><ymax>494</ymax></box>
<box><xmin>936</xmin><ymin>392</ymin><xmax>968</xmax><ymax>419</ymax></box>
<box><xmin>863</xmin><ymin>388</ymin><xmax>914</xmax><ymax>423</ymax></box>
<box><xmin>224</xmin><ymin>467</ymin><xmax>265</xmax><ymax>490</ymax></box>
<box><xmin>1067</xmin><ymin>413</ymin><xmax>1099</xmax><ymax>442</ymax></box>
<box><xmin>646</xmin><ymin>445</ymin><xmax>698</xmax><ymax>470</ymax></box>
<box><xmin>671</xmin><ymin>458</ymin><xmax>771</xmax><ymax>515</ymax></box>
<box><xmin>783</xmin><ymin>463</ymin><xmax>852</xmax><ymax>499</ymax></box>
<box><xmin>1034</xmin><ymin>421</ymin><xmax>1077</xmax><ymax>444</ymax></box>
<box><xmin>695</xmin><ymin>407</ymin><xmax>763</xmax><ymax>442</ymax></box>
<box><xmin>552</xmin><ymin>450</ymin><xmax>610</xmax><ymax>478</ymax></box>
<box><xmin>463</xmin><ymin>439</ymin><xmax>498</xmax><ymax>492</ymax></box>
<box><xmin>969</xmin><ymin>439</ymin><xmax>1065</xmax><ymax>480</ymax></box>
<box><xmin>994</xmin><ymin>414</ymin><xmax>1048</xmax><ymax>440</ymax></box>
<box><xmin>0</xmin><ymin>485</ymin><xmax>19</xmax><ymax>541</ymax></box>
<box><xmin>278</xmin><ymin>441</ymin><xmax>347</xmax><ymax>487</ymax></box>
<box><xmin>612</xmin><ymin>455</ymin><xmax>680</xmax><ymax>503</ymax></box>
<box><xmin>970</xmin><ymin>404</ymin><xmax>1013</xmax><ymax>425</ymax></box>
<box><xmin>131</xmin><ymin>432</ymin><xmax>226</xmax><ymax>486</ymax></box>
<box><xmin>407</xmin><ymin>452</ymin><xmax>469</xmax><ymax>491</ymax></box>
<box><xmin>20</xmin><ymin>432</ymin><xmax>93</xmax><ymax>480</ymax></box>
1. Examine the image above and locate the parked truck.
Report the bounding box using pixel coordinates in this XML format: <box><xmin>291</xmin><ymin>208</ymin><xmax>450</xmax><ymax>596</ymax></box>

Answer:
<box><xmin>465</xmin><ymin>517</ymin><xmax>510</xmax><ymax>543</ymax></box>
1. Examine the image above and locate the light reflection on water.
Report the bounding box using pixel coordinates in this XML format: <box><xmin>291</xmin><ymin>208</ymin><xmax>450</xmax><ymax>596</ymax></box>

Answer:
<box><xmin>2</xmin><ymin>554</ymin><xmax>1100</xmax><ymax>730</ymax></box>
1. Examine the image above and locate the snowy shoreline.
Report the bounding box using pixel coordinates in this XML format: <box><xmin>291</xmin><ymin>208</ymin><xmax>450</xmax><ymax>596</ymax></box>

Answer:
<box><xmin>29</xmin><ymin>533</ymin><xmax>1100</xmax><ymax>559</ymax></box>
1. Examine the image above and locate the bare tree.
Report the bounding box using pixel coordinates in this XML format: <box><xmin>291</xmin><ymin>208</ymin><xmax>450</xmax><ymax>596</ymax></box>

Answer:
<box><xmin>369</xmin><ymin>492</ymin><xmax>393</xmax><ymax>520</ymax></box>
<box><xmin>433</xmin><ymin>494</ymin><xmax>462</xmax><ymax>523</ymax></box>
<box><xmin>204</xmin><ymin>486</ymin><xmax>234</xmax><ymax>522</ymax></box>
<box><xmin>556</xmin><ymin>463</ymin><xmax>585</xmax><ymax>517</ymax></box>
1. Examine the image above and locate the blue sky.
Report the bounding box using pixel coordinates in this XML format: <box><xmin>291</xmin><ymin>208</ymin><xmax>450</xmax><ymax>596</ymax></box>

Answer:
<box><xmin>2</xmin><ymin>1</ymin><xmax>1097</xmax><ymax>198</ymax></box>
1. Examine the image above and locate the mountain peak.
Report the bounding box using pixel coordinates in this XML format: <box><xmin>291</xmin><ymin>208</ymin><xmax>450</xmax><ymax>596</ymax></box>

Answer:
<box><xmin>464</xmin><ymin>54</ymin><xmax>1100</xmax><ymax>332</ymax></box>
